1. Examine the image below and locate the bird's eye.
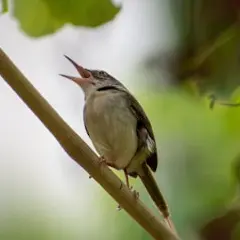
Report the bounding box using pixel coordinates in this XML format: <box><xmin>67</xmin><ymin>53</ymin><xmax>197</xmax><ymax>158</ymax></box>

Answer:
<box><xmin>99</xmin><ymin>71</ymin><xmax>107</xmax><ymax>77</ymax></box>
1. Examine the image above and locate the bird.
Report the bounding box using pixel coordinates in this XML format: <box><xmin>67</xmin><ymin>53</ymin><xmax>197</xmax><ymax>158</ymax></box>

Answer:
<box><xmin>60</xmin><ymin>55</ymin><xmax>172</xmax><ymax>228</ymax></box>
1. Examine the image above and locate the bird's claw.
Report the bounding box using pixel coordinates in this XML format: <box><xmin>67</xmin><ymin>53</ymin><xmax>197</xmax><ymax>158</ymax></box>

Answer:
<box><xmin>116</xmin><ymin>205</ymin><xmax>122</xmax><ymax>211</ymax></box>
<box><xmin>129</xmin><ymin>186</ymin><xmax>139</xmax><ymax>200</ymax></box>
<box><xmin>133</xmin><ymin>190</ymin><xmax>139</xmax><ymax>200</ymax></box>
<box><xmin>89</xmin><ymin>156</ymin><xmax>106</xmax><ymax>179</ymax></box>
<box><xmin>98</xmin><ymin>156</ymin><xmax>107</xmax><ymax>165</ymax></box>
<box><xmin>116</xmin><ymin>187</ymin><xmax>139</xmax><ymax>211</ymax></box>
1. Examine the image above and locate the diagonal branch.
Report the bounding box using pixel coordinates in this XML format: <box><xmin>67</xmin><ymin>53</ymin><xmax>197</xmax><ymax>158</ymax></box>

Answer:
<box><xmin>0</xmin><ymin>48</ymin><xmax>179</xmax><ymax>240</ymax></box>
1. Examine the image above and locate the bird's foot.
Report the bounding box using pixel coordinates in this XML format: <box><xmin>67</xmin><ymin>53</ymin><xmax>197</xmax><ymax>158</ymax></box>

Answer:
<box><xmin>133</xmin><ymin>190</ymin><xmax>140</xmax><ymax>200</ymax></box>
<box><xmin>98</xmin><ymin>156</ymin><xmax>107</xmax><ymax>166</ymax></box>
<box><xmin>129</xmin><ymin>186</ymin><xmax>139</xmax><ymax>200</ymax></box>
<box><xmin>89</xmin><ymin>156</ymin><xmax>107</xmax><ymax>179</ymax></box>
<box><xmin>116</xmin><ymin>186</ymin><xmax>139</xmax><ymax>211</ymax></box>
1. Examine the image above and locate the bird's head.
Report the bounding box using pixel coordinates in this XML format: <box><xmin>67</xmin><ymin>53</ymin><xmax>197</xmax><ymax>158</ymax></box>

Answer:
<box><xmin>60</xmin><ymin>55</ymin><xmax>124</xmax><ymax>97</ymax></box>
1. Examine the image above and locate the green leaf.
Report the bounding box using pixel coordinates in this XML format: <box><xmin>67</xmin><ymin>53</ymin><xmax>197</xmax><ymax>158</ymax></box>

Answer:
<box><xmin>13</xmin><ymin>0</ymin><xmax>120</xmax><ymax>37</ymax></box>
<box><xmin>1</xmin><ymin>0</ymin><xmax>8</xmax><ymax>13</ymax></box>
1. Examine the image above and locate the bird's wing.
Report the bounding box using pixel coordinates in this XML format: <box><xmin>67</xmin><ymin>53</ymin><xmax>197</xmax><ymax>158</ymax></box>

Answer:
<box><xmin>122</xmin><ymin>90</ymin><xmax>158</xmax><ymax>172</ymax></box>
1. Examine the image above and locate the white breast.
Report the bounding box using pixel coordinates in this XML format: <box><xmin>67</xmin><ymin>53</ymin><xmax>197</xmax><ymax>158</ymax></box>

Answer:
<box><xmin>84</xmin><ymin>90</ymin><xmax>138</xmax><ymax>170</ymax></box>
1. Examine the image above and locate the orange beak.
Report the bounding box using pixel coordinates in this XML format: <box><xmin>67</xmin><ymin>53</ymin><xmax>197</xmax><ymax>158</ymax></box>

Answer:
<box><xmin>60</xmin><ymin>55</ymin><xmax>92</xmax><ymax>85</ymax></box>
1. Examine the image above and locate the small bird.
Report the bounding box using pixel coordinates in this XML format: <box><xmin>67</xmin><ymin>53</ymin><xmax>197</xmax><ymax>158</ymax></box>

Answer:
<box><xmin>60</xmin><ymin>55</ymin><xmax>172</xmax><ymax>227</ymax></box>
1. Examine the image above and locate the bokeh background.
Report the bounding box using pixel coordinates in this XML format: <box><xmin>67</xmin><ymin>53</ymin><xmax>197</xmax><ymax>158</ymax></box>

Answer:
<box><xmin>1</xmin><ymin>0</ymin><xmax>240</xmax><ymax>239</ymax></box>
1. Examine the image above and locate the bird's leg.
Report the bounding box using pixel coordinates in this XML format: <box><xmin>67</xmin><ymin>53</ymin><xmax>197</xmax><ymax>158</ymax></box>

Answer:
<box><xmin>124</xmin><ymin>169</ymin><xmax>130</xmax><ymax>188</ymax></box>
<box><xmin>116</xmin><ymin>170</ymin><xmax>129</xmax><ymax>211</ymax></box>
<box><xmin>117</xmin><ymin>170</ymin><xmax>140</xmax><ymax>211</ymax></box>
<box><xmin>124</xmin><ymin>169</ymin><xmax>139</xmax><ymax>199</ymax></box>
<box><xmin>117</xmin><ymin>170</ymin><xmax>130</xmax><ymax>211</ymax></box>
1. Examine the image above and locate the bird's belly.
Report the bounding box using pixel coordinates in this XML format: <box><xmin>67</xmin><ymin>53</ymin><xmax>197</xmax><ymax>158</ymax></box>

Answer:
<box><xmin>85</xmin><ymin>95</ymin><xmax>138</xmax><ymax>170</ymax></box>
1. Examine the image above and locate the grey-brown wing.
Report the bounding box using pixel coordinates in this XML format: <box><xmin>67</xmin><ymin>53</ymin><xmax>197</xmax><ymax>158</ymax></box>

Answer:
<box><xmin>123</xmin><ymin>91</ymin><xmax>158</xmax><ymax>172</ymax></box>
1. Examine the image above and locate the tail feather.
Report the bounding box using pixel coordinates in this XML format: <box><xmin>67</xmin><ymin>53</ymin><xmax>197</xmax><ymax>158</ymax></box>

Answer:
<box><xmin>139</xmin><ymin>163</ymin><xmax>169</xmax><ymax>218</ymax></box>
<box><xmin>146</xmin><ymin>152</ymin><xmax>158</xmax><ymax>172</ymax></box>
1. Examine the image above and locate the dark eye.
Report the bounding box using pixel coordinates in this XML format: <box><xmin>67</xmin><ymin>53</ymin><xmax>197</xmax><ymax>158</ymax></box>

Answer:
<box><xmin>99</xmin><ymin>71</ymin><xmax>107</xmax><ymax>77</ymax></box>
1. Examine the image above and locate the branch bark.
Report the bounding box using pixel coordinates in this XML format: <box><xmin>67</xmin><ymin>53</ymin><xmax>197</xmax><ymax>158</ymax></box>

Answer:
<box><xmin>0</xmin><ymin>48</ymin><xmax>179</xmax><ymax>240</ymax></box>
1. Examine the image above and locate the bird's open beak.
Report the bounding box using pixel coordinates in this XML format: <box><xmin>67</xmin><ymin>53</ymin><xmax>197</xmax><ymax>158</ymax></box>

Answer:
<box><xmin>60</xmin><ymin>55</ymin><xmax>92</xmax><ymax>85</ymax></box>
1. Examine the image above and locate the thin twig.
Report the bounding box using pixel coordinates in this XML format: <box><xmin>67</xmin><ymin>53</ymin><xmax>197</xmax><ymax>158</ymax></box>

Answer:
<box><xmin>208</xmin><ymin>94</ymin><xmax>240</xmax><ymax>109</ymax></box>
<box><xmin>0</xmin><ymin>48</ymin><xmax>179</xmax><ymax>240</ymax></box>
<box><xmin>218</xmin><ymin>102</ymin><xmax>240</xmax><ymax>107</ymax></box>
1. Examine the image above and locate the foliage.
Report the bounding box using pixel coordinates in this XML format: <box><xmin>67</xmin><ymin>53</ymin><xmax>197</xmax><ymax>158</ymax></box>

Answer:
<box><xmin>1</xmin><ymin>0</ymin><xmax>8</xmax><ymax>13</ymax></box>
<box><xmin>147</xmin><ymin>0</ymin><xmax>240</xmax><ymax>96</ymax></box>
<box><xmin>10</xmin><ymin>0</ymin><xmax>120</xmax><ymax>37</ymax></box>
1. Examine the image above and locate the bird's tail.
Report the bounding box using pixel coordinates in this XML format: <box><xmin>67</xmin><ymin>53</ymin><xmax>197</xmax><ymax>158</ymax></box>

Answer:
<box><xmin>139</xmin><ymin>163</ymin><xmax>170</xmax><ymax>219</ymax></box>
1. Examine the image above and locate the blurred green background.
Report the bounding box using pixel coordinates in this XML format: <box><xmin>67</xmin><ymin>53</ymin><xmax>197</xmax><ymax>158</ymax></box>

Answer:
<box><xmin>1</xmin><ymin>0</ymin><xmax>240</xmax><ymax>239</ymax></box>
